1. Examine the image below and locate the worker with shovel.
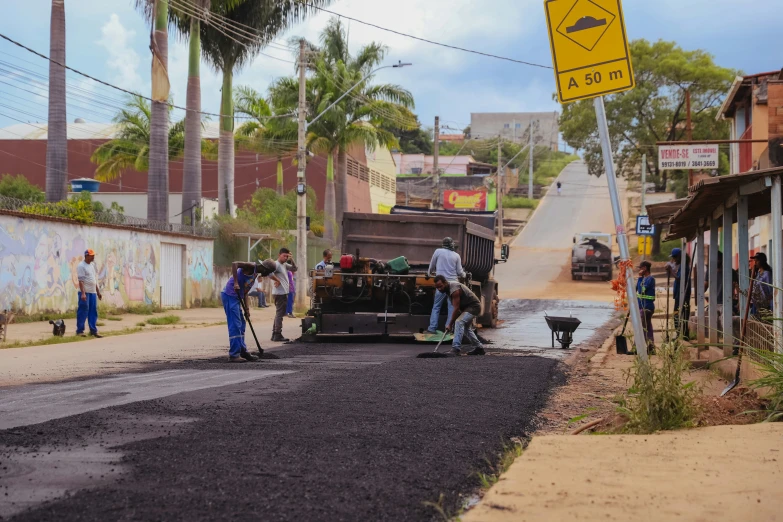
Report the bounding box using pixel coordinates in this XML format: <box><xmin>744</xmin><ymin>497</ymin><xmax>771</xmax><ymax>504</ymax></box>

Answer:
<box><xmin>223</xmin><ymin>260</ymin><xmax>277</xmax><ymax>363</ymax></box>
<box><xmin>426</xmin><ymin>237</ymin><xmax>466</xmax><ymax>335</ymax></box>
<box><xmin>434</xmin><ymin>275</ymin><xmax>485</xmax><ymax>356</ymax></box>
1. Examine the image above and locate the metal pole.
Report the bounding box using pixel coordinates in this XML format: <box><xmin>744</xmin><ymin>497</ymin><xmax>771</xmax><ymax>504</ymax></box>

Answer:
<box><xmin>497</xmin><ymin>137</ymin><xmax>504</xmax><ymax>244</ymax></box>
<box><xmin>295</xmin><ymin>39</ymin><xmax>308</xmax><ymax>310</ymax></box>
<box><xmin>772</xmin><ymin>176</ymin><xmax>783</xmax><ymax>354</ymax></box>
<box><xmin>528</xmin><ymin>119</ymin><xmax>534</xmax><ymax>200</ymax></box>
<box><xmin>594</xmin><ymin>96</ymin><xmax>648</xmax><ymax>361</ymax></box>
<box><xmin>641</xmin><ymin>154</ymin><xmax>647</xmax><ymax>262</ymax></box>
<box><xmin>738</xmin><ymin>195</ymin><xmax>749</xmax><ymax>333</ymax></box>
<box><xmin>679</xmin><ymin>237</ymin><xmax>687</xmax><ymax>336</ymax></box>
<box><xmin>696</xmin><ymin>226</ymin><xmax>705</xmax><ymax>346</ymax></box>
<box><xmin>433</xmin><ymin>116</ymin><xmax>440</xmax><ymax>209</ymax></box>
<box><xmin>709</xmin><ymin>221</ymin><xmax>720</xmax><ymax>346</ymax></box>
<box><xmin>723</xmin><ymin>208</ymin><xmax>734</xmax><ymax>354</ymax></box>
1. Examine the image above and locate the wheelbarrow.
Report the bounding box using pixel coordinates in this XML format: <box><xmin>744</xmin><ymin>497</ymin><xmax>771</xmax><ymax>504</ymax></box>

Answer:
<box><xmin>544</xmin><ymin>314</ymin><xmax>581</xmax><ymax>350</ymax></box>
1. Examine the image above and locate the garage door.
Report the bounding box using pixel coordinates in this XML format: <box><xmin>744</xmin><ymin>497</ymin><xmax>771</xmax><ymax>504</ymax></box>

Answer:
<box><xmin>160</xmin><ymin>243</ymin><xmax>183</xmax><ymax>308</ymax></box>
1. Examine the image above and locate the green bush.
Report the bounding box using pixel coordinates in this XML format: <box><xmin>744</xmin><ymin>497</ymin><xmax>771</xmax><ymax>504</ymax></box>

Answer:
<box><xmin>616</xmin><ymin>338</ymin><xmax>700</xmax><ymax>433</ymax></box>
<box><xmin>503</xmin><ymin>196</ymin><xmax>539</xmax><ymax>209</ymax></box>
<box><xmin>21</xmin><ymin>197</ymin><xmax>95</xmax><ymax>224</ymax></box>
<box><xmin>749</xmin><ymin>349</ymin><xmax>783</xmax><ymax>422</ymax></box>
<box><xmin>652</xmin><ymin>239</ymin><xmax>682</xmax><ymax>262</ymax></box>
<box><xmin>0</xmin><ymin>174</ymin><xmax>45</xmax><ymax>202</ymax></box>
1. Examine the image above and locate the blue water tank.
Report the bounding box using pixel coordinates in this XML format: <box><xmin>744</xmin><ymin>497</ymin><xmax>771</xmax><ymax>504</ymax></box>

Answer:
<box><xmin>70</xmin><ymin>178</ymin><xmax>101</xmax><ymax>193</ymax></box>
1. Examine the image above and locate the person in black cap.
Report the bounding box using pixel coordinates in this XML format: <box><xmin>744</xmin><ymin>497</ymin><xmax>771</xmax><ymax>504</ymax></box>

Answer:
<box><xmin>750</xmin><ymin>252</ymin><xmax>773</xmax><ymax>317</ymax></box>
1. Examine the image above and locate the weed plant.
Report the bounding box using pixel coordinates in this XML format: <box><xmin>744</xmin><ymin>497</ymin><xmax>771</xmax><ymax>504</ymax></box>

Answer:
<box><xmin>617</xmin><ymin>337</ymin><xmax>700</xmax><ymax>433</ymax></box>
<box><xmin>748</xmin><ymin>349</ymin><xmax>783</xmax><ymax>422</ymax></box>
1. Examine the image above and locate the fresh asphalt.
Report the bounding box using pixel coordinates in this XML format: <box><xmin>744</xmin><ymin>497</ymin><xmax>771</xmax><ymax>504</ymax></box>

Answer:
<box><xmin>1</xmin><ymin>324</ymin><xmax>565</xmax><ymax>521</ymax></box>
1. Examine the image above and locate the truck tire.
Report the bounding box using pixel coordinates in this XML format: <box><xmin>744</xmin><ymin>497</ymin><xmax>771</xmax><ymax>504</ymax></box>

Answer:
<box><xmin>479</xmin><ymin>281</ymin><xmax>498</xmax><ymax>328</ymax></box>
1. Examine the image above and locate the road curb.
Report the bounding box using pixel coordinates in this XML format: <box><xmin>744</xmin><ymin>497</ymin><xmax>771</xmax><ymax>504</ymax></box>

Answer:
<box><xmin>590</xmin><ymin>328</ymin><xmax>617</xmax><ymax>365</ymax></box>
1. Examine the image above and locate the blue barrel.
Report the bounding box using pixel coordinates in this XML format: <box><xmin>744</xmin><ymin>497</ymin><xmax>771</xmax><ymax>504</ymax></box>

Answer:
<box><xmin>70</xmin><ymin>178</ymin><xmax>101</xmax><ymax>193</ymax></box>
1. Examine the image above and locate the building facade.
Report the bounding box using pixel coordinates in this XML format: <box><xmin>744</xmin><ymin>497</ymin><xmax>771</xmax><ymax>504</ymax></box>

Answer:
<box><xmin>470</xmin><ymin>112</ymin><xmax>559</xmax><ymax>149</ymax></box>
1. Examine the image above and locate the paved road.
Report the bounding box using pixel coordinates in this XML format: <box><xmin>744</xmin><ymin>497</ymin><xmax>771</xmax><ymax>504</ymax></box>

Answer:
<box><xmin>496</xmin><ymin>160</ymin><xmax>626</xmax><ymax>301</ymax></box>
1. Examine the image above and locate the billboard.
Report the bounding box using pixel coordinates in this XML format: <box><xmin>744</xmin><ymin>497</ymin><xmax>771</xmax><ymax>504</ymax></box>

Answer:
<box><xmin>443</xmin><ymin>190</ymin><xmax>487</xmax><ymax>211</ymax></box>
<box><xmin>658</xmin><ymin>144</ymin><xmax>719</xmax><ymax>170</ymax></box>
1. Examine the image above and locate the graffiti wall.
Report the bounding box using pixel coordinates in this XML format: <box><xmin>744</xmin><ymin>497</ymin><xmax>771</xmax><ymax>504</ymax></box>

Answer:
<box><xmin>0</xmin><ymin>214</ymin><xmax>214</xmax><ymax>314</ymax></box>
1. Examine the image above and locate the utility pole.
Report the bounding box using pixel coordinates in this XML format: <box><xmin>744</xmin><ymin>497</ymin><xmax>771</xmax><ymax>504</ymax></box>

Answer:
<box><xmin>432</xmin><ymin>116</ymin><xmax>440</xmax><ymax>209</ymax></box>
<box><xmin>641</xmin><ymin>154</ymin><xmax>647</xmax><ymax>262</ymax></box>
<box><xmin>685</xmin><ymin>88</ymin><xmax>693</xmax><ymax>141</ymax></box>
<box><xmin>528</xmin><ymin>119</ymin><xmax>535</xmax><ymax>199</ymax></box>
<box><xmin>295</xmin><ymin>39</ymin><xmax>308</xmax><ymax>311</ymax></box>
<box><xmin>497</xmin><ymin>136</ymin><xmax>504</xmax><ymax>244</ymax></box>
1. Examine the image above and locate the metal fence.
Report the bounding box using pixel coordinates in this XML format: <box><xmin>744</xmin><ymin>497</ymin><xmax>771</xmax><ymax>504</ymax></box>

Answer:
<box><xmin>0</xmin><ymin>194</ymin><xmax>218</xmax><ymax>238</ymax></box>
<box><xmin>745</xmin><ymin>318</ymin><xmax>776</xmax><ymax>364</ymax></box>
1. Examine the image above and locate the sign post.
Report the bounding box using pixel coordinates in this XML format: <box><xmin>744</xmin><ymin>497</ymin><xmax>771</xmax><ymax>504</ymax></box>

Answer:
<box><xmin>545</xmin><ymin>0</ymin><xmax>647</xmax><ymax>360</ymax></box>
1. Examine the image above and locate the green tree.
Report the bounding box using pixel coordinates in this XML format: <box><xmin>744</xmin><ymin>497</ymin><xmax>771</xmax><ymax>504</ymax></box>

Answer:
<box><xmin>46</xmin><ymin>0</ymin><xmax>67</xmax><ymax>202</ymax></box>
<box><xmin>0</xmin><ymin>174</ymin><xmax>45</xmax><ymax>202</ymax></box>
<box><xmin>198</xmin><ymin>0</ymin><xmax>330</xmax><ymax>217</ymax></box>
<box><xmin>234</xmin><ymin>85</ymin><xmax>297</xmax><ymax>196</ymax></box>
<box><xmin>276</xmin><ymin>17</ymin><xmax>417</xmax><ymax>240</ymax></box>
<box><xmin>385</xmin><ymin>118</ymin><xmax>432</xmax><ymax>154</ymax></box>
<box><xmin>560</xmin><ymin>39</ymin><xmax>737</xmax><ymax>189</ymax></box>
<box><xmin>239</xmin><ymin>187</ymin><xmax>322</xmax><ymax>233</ymax></box>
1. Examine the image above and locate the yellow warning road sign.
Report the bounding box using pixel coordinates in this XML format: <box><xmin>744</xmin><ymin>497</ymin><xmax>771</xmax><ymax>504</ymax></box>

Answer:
<box><xmin>545</xmin><ymin>0</ymin><xmax>635</xmax><ymax>103</ymax></box>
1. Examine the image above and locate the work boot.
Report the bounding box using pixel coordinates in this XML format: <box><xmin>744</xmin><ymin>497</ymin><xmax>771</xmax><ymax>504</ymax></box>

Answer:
<box><xmin>240</xmin><ymin>351</ymin><xmax>259</xmax><ymax>362</ymax></box>
<box><xmin>424</xmin><ymin>330</ymin><xmax>438</xmax><ymax>335</ymax></box>
<box><xmin>228</xmin><ymin>356</ymin><xmax>247</xmax><ymax>363</ymax></box>
<box><xmin>271</xmin><ymin>334</ymin><xmax>290</xmax><ymax>343</ymax></box>
<box><xmin>90</xmin><ymin>332</ymin><xmax>103</xmax><ymax>339</ymax></box>
<box><xmin>449</xmin><ymin>348</ymin><xmax>463</xmax><ymax>357</ymax></box>
<box><xmin>467</xmin><ymin>346</ymin><xmax>486</xmax><ymax>356</ymax></box>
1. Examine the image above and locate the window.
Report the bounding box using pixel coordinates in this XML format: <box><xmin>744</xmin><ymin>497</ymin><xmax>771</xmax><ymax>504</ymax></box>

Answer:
<box><xmin>503</xmin><ymin>123</ymin><xmax>510</xmax><ymax>129</ymax></box>
<box><xmin>515</xmin><ymin>123</ymin><xmax>522</xmax><ymax>129</ymax></box>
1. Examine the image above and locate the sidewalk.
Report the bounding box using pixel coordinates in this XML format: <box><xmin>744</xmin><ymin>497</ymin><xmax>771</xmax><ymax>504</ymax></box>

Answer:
<box><xmin>0</xmin><ymin>309</ymin><xmax>302</xmax><ymax>387</ymax></box>
<box><xmin>464</xmin><ymin>423</ymin><xmax>783</xmax><ymax>522</ymax></box>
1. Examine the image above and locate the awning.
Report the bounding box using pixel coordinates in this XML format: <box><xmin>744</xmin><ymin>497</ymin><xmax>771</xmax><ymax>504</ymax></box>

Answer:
<box><xmin>645</xmin><ymin>198</ymin><xmax>688</xmax><ymax>225</ymax></box>
<box><xmin>665</xmin><ymin>166</ymin><xmax>783</xmax><ymax>240</ymax></box>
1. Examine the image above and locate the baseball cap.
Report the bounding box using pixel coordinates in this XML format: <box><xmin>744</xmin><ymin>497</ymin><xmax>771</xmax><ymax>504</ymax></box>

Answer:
<box><xmin>84</xmin><ymin>249</ymin><xmax>95</xmax><ymax>256</ymax></box>
<box><xmin>670</xmin><ymin>248</ymin><xmax>681</xmax><ymax>258</ymax></box>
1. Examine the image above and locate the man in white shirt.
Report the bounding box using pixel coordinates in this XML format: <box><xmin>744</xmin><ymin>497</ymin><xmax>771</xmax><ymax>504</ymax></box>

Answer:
<box><xmin>315</xmin><ymin>249</ymin><xmax>333</xmax><ymax>270</ymax></box>
<box><xmin>76</xmin><ymin>248</ymin><xmax>102</xmax><ymax>338</ymax></box>
<box><xmin>268</xmin><ymin>248</ymin><xmax>297</xmax><ymax>342</ymax></box>
<box><xmin>426</xmin><ymin>237</ymin><xmax>466</xmax><ymax>334</ymax></box>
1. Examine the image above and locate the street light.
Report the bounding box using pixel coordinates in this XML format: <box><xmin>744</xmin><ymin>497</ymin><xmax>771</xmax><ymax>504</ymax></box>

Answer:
<box><xmin>294</xmin><ymin>58</ymin><xmax>413</xmax><ymax>311</ymax></box>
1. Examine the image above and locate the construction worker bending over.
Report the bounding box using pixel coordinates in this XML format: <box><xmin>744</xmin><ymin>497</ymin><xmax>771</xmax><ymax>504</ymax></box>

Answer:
<box><xmin>426</xmin><ymin>237</ymin><xmax>466</xmax><ymax>335</ymax></box>
<box><xmin>223</xmin><ymin>260</ymin><xmax>276</xmax><ymax>363</ymax></box>
<box><xmin>434</xmin><ymin>275</ymin><xmax>485</xmax><ymax>356</ymax></box>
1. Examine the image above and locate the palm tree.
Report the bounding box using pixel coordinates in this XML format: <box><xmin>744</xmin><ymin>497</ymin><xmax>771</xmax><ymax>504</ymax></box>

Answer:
<box><xmin>46</xmin><ymin>0</ymin><xmax>67</xmax><ymax>202</ymax></box>
<box><xmin>234</xmin><ymin>85</ymin><xmax>297</xmax><ymax>195</ymax></box>
<box><xmin>199</xmin><ymin>0</ymin><xmax>331</xmax><ymax>216</ymax></box>
<box><xmin>147</xmin><ymin>0</ymin><xmax>171</xmax><ymax>222</ymax></box>
<box><xmin>90</xmin><ymin>96</ymin><xmax>204</xmax><ymax>201</ymax></box>
<box><xmin>279</xmin><ymin>18</ymin><xmax>416</xmax><ymax>239</ymax></box>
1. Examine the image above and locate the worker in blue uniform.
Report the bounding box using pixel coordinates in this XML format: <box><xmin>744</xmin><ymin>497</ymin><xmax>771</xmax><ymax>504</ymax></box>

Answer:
<box><xmin>222</xmin><ymin>259</ymin><xmax>276</xmax><ymax>363</ymax></box>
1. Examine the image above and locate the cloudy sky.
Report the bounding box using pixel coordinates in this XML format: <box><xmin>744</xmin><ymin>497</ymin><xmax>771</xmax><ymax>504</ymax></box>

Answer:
<box><xmin>0</xmin><ymin>0</ymin><xmax>780</xmax><ymax>138</ymax></box>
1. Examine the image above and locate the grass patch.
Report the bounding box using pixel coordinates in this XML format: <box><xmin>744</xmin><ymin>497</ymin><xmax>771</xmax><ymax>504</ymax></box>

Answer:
<box><xmin>476</xmin><ymin>438</ymin><xmax>525</xmax><ymax>489</ymax></box>
<box><xmin>748</xmin><ymin>349</ymin><xmax>783</xmax><ymax>422</ymax></box>
<box><xmin>146</xmin><ymin>314</ymin><xmax>181</xmax><ymax>326</ymax></box>
<box><xmin>136</xmin><ymin>322</ymin><xmax>147</xmax><ymax>327</ymax></box>
<box><xmin>0</xmin><ymin>327</ymin><xmax>145</xmax><ymax>349</ymax></box>
<box><xmin>106</xmin><ymin>316</ymin><xmax>123</xmax><ymax>321</ymax></box>
<box><xmin>96</xmin><ymin>322</ymin><xmax>105</xmax><ymax>327</ymax></box>
<box><xmin>11</xmin><ymin>311</ymin><xmax>77</xmax><ymax>324</ymax></box>
<box><xmin>502</xmin><ymin>196</ymin><xmax>539</xmax><ymax>210</ymax></box>
<box><xmin>616</xmin><ymin>338</ymin><xmax>700</xmax><ymax>433</ymax></box>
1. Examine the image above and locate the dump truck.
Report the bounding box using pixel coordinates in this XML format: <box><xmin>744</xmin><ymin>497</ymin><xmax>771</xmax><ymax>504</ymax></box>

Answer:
<box><xmin>571</xmin><ymin>232</ymin><xmax>613</xmax><ymax>281</ymax></box>
<box><xmin>301</xmin><ymin>209</ymin><xmax>508</xmax><ymax>340</ymax></box>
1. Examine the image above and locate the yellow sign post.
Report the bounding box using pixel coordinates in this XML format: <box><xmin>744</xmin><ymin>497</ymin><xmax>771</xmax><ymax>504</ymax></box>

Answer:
<box><xmin>544</xmin><ymin>0</ymin><xmax>635</xmax><ymax>103</ymax></box>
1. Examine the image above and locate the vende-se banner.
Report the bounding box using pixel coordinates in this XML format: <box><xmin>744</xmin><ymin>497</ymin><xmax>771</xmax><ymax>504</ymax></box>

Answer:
<box><xmin>658</xmin><ymin>144</ymin><xmax>719</xmax><ymax>170</ymax></box>
<box><xmin>443</xmin><ymin>190</ymin><xmax>487</xmax><ymax>211</ymax></box>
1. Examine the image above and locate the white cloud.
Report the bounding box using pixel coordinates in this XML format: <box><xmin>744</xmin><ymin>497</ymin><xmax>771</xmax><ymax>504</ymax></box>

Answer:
<box><xmin>97</xmin><ymin>13</ymin><xmax>144</xmax><ymax>93</ymax></box>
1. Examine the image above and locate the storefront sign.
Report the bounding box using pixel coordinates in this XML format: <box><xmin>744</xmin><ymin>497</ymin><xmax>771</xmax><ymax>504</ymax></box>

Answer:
<box><xmin>443</xmin><ymin>190</ymin><xmax>487</xmax><ymax>211</ymax></box>
<box><xmin>658</xmin><ymin>144</ymin><xmax>719</xmax><ymax>170</ymax></box>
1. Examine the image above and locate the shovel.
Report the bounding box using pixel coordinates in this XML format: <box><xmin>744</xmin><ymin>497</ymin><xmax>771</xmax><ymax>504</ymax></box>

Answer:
<box><xmin>237</xmin><ymin>290</ymin><xmax>278</xmax><ymax>360</ymax></box>
<box><xmin>665</xmin><ymin>272</ymin><xmax>671</xmax><ymax>343</ymax></box>
<box><xmin>721</xmin><ymin>269</ymin><xmax>757</xmax><ymax>396</ymax></box>
<box><xmin>417</xmin><ymin>330</ymin><xmax>450</xmax><ymax>359</ymax></box>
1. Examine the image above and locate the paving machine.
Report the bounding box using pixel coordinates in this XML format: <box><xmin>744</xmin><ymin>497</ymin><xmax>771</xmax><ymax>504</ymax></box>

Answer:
<box><xmin>571</xmin><ymin>232</ymin><xmax>614</xmax><ymax>281</ymax></box>
<box><xmin>301</xmin><ymin>209</ymin><xmax>508</xmax><ymax>340</ymax></box>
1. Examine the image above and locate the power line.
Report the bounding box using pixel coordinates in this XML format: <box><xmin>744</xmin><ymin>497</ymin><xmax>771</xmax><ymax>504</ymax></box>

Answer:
<box><xmin>0</xmin><ymin>32</ymin><xmax>294</xmax><ymax>121</ymax></box>
<box><xmin>295</xmin><ymin>1</ymin><xmax>553</xmax><ymax>70</ymax></box>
